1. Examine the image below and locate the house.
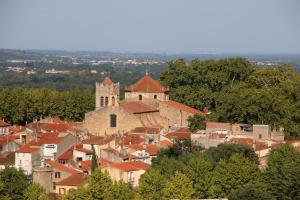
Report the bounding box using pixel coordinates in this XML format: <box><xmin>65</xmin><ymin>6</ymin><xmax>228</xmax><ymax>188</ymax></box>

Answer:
<box><xmin>15</xmin><ymin>132</ymin><xmax>78</xmax><ymax>175</ymax></box>
<box><xmin>101</xmin><ymin>161</ymin><xmax>150</xmax><ymax>187</ymax></box>
<box><xmin>33</xmin><ymin>160</ymin><xmax>82</xmax><ymax>193</ymax></box>
<box><xmin>55</xmin><ymin>173</ymin><xmax>86</xmax><ymax>195</ymax></box>
<box><xmin>0</xmin><ymin>135</ymin><xmax>20</xmax><ymax>153</ymax></box>
<box><xmin>0</xmin><ymin>121</ymin><xmax>10</xmax><ymax>135</ymax></box>
<box><xmin>0</xmin><ymin>152</ymin><xmax>15</xmax><ymax>170</ymax></box>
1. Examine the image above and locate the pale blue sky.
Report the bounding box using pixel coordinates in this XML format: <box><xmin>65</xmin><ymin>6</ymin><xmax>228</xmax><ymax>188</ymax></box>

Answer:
<box><xmin>0</xmin><ymin>0</ymin><xmax>299</xmax><ymax>53</ymax></box>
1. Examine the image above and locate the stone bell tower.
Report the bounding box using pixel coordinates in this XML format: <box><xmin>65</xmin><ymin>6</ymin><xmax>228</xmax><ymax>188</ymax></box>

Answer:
<box><xmin>95</xmin><ymin>76</ymin><xmax>120</xmax><ymax>110</ymax></box>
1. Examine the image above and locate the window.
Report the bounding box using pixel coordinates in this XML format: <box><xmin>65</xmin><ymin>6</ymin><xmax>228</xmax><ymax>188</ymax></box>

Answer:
<box><xmin>59</xmin><ymin>188</ymin><xmax>66</xmax><ymax>194</ymax></box>
<box><xmin>105</xmin><ymin>96</ymin><xmax>109</xmax><ymax>106</ymax></box>
<box><xmin>154</xmin><ymin>95</ymin><xmax>157</xmax><ymax>99</ymax></box>
<box><xmin>100</xmin><ymin>96</ymin><xmax>104</xmax><ymax>107</ymax></box>
<box><xmin>138</xmin><ymin>95</ymin><xmax>142</xmax><ymax>101</ymax></box>
<box><xmin>110</xmin><ymin>114</ymin><xmax>117</xmax><ymax>127</ymax></box>
<box><xmin>55</xmin><ymin>172</ymin><xmax>61</xmax><ymax>179</ymax></box>
<box><xmin>259</xmin><ymin>134</ymin><xmax>262</xmax><ymax>139</ymax></box>
<box><xmin>112</xmin><ymin>96</ymin><xmax>115</xmax><ymax>106</ymax></box>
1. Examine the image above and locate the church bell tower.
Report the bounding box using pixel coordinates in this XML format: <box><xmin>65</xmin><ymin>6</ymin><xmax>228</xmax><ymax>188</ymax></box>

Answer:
<box><xmin>95</xmin><ymin>76</ymin><xmax>120</xmax><ymax>110</ymax></box>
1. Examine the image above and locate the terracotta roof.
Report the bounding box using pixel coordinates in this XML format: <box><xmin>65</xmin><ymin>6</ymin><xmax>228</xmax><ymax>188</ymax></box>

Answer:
<box><xmin>9</xmin><ymin>126</ymin><xmax>26</xmax><ymax>133</ymax></box>
<box><xmin>125</xmin><ymin>144</ymin><xmax>160</xmax><ymax>156</ymax></box>
<box><xmin>125</xmin><ymin>75</ymin><xmax>169</xmax><ymax>93</ymax></box>
<box><xmin>165</xmin><ymin>128</ymin><xmax>191</xmax><ymax>140</ymax></box>
<box><xmin>82</xmin><ymin>135</ymin><xmax>115</xmax><ymax>145</ymax></box>
<box><xmin>206</xmin><ymin>121</ymin><xmax>232</xmax><ymax>131</ymax></box>
<box><xmin>160</xmin><ymin>140</ymin><xmax>174</xmax><ymax>147</ymax></box>
<box><xmin>73</xmin><ymin>144</ymin><xmax>92</xmax><ymax>154</ymax></box>
<box><xmin>109</xmin><ymin>161</ymin><xmax>150</xmax><ymax>172</ymax></box>
<box><xmin>161</xmin><ymin>100</ymin><xmax>204</xmax><ymax>115</ymax></box>
<box><xmin>123</xmin><ymin>134</ymin><xmax>144</xmax><ymax>145</ymax></box>
<box><xmin>44</xmin><ymin>160</ymin><xmax>79</xmax><ymax>175</ymax></box>
<box><xmin>0</xmin><ymin>135</ymin><xmax>19</xmax><ymax>145</ymax></box>
<box><xmin>120</xmin><ymin>101</ymin><xmax>158</xmax><ymax>114</ymax></box>
<box><xmin>101</xmin><ymin>76</ymin><xmax>113</xmax><ymax>85</ymax></box>
<box><xmin>133</xmin><ymin>127</ymin><xmax>162</xmax><ymax>134</ymax></box>
<box><xmin>56</xmin><ymin>173</ymin><xmax>86</xmax><ymax>186</ymax></box>
<box><xmin>0</xmin><ymin>152</ymin><xmax>15</xmax><ymax>165</ymax></box>
<box><xmin>0</xmin><ymin>121</ymin><xmax>10</xmax><ymax>127</ymax></box>
<box><xmin>58</xmin><ymin>151</ymin><xmax>73</xmax><ymax>160</ymax></box>
<box><xmin>16</xmin><ymin>132</ymin><xmax>63</xmax><ymax>153</ymax></box>
<box><xmin>229</xmin><ymin>138</ymin><xmax>268</xmax><ymax>151</ymax></box>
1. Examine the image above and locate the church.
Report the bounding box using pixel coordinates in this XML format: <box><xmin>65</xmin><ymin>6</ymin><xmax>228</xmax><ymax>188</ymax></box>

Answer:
<box><xmin>82</xmin><ymin>74</ymin><xmax>205</xmax><ymax>136</ymax></box>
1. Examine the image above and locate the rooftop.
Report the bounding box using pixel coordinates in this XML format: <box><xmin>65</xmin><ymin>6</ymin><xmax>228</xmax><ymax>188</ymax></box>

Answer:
<box><xmin>56</xmin><ymin>173</ymin><xmax>86</xmax><ymax>186</ymax></box>
<box><xmin>161</xmin><ymin>100</ymin><xmax>204</xmax><ymax>115</ymax></box>
<box><xmin>120</xmin><ymin>101</ymin><xmax>158</xmax><ymax>114</ymax></box>
<box><xmin>125</xmin><ymin>75</ymin><xmax>169</xmax><ymax>93</ymax></box>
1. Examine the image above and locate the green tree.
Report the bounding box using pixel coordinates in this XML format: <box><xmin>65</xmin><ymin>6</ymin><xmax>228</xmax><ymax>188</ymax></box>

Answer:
<box><xmin>204</xmin><ymin>143</ymin><xmax>259</xmax><ymax>164</ymax></box>
<box><xmin>107</xmin><ymin>180</ymin><xmax>134</xmax><ymax>200</ymax></box>
<box><xmin>23</xmin><ymin>183</ymin><xmax>49</xmax><ymax>200</ymax></box>
<box><xmin>183</xmin><ymin>155</ymin><xmax>214</xmax><ymax>198</ymax></box>
<box><xmin>188</xmin><ymin>114</ymin><xmax>206</xmax><ymax>132</ymax></box>
<box><xmin>264</xmin><ymin>144</ymin><xmax>300</xmax><ymax>200</ymax></box>
<box><xmin>91</xmin><ymin>144</ymin><xmax>98</xmax><ymax>172</ymax></box>
<box><xmin>228</xmin><ymin>185</ymin><xmax>274</xmax><ymax>200</ymax></box>
<box><xmin>0</xmin><ymin>167</ymin><xmax>30</xmax><ymax>200</ymax></box>
<box><xmin>86</xmin><ymin>169</ymin><xmax>113</xmax><ymax>200</ymax></box>
<box><xmin>137</xmin><ymin>168</ymin><xmax>167</xmax><ymax>200</ymax></box>
<box><xmin>162</xmin><ymin>171</ymin><xmax>195</xmax><ymax>200</ymax></box>
<box><xmin>208</xmin><ymin>154</ymin><xmax>263</xmax><ymax>198</ymax></box>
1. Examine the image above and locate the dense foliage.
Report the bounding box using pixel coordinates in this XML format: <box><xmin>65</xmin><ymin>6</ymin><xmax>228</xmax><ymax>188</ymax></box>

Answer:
<box><xmin>160</xmin><ymin>58</ymin><xmax>300</xmax><ymax>139</ymax></box>
<box><xmin>138</xmin><ymin>143</ymin><xmax>300</xmax><ymax>200</ymax></box>
<box><xmin>0</xmin><ymin>88</ymin><xmax>94</xmax><ymax>124</ymax></box>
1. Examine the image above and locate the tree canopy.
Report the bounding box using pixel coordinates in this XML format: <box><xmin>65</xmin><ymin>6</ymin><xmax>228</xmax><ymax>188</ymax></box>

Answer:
<box><xmin>160</xmin><ymin>58</ymin><xmax>300</xmax><ymax>139</ymax></box>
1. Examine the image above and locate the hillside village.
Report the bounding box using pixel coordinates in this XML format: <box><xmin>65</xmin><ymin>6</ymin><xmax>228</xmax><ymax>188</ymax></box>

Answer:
<box><xmin>0</xmin><ymin>74</ymin><xmax>299</xmax><ymax>198</ymax></box>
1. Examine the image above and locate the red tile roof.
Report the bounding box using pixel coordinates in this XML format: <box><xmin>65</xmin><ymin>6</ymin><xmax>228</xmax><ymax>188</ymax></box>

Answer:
<box><xmin>229</xmin><ymin>138</ymin><xmax>268</xmax><ymax>151</ymax></box>
<box><xmin>133</xmin><ymin>127</ymin><xmax>162</xmax><ymax>134</ymax></box>
<box><xmin>123</xmin><ymin>134</ymin><xmax>144</xmax><ymax>145</ymax></box>
<box><xmin>165</xmin><ymin>128</ymin><xmax>191</xmax><ymax>140</ymax></box>
<box><xmin>0</xmin><ymin>152</ymin><xmax>15</xmax><ymax>165</ymax></box>
<box><xmin>161</xmin><ymin>100</ymin><xmax>204</xmax><ymax>115</ymax></box>
<box><xmin>125</xmin><ymin>144</ymin><xmax>160</xmax><ymax>156</ymax></box>
<box><xmin>109</xmin><ymin>161</ymin><xmax>150</xmax><ymax>172</ymax></box>
<box><xmin>82</xmin><ymin>135</ymin><xmax>115</xmax><ymax>145</ymax></box>
<box><xmin>58</xmin><ymin>151</ymin><xmax>73</xmax><ymax>160</ymax></box>
<box><xmin>0</xmin><ymin>135</ymin><xmax>19</xmax><ymax>145</ymax></box>
<box><xmin>73</xmin><ymin>144</ymin><xmax>92</xmax><ymax>154</ymax></box>
<box><xmin>120</xmin><ymin>101</ymin><xmax>158</xmax><ymax>114</ymax></box>
<box><xmin>206</xmin><ymin>121</ymin><xmax>232</xmax><ymax>131</ymax></box>
<box><xmin>125</xmin><ymin>75</ymin><xmax>169</xmax><ymax>93</ymax></box>
<box><xmin>160</xmin><ymin>140</ymin><xmax>174</xmax><ymax>147</ymax></box>
<box><xmin>101</xmin><ymin>76</ymin><xmax>113</xmax><ymax>85</ymax></box>
<box><xmin>0</xmin><ymin>121</ymin><xmax>10</xmax><ymax>127</ymax></box>
<box><xmin>9</xmin><ymin>126</ymin><xmax>26</xmax><ymax>133</ymax></box>
<box><xmin>56</xmin><ymin>173</ymin><xmax>86</xmax><ymax>186</ymax></box>
<box><xmin>16</xmin><ymin>132</ymin><xmax>63</xmax><ymax>153</ymax></box>
<box><xmin>44</xmin><ymin>160</ymin><xmax>79</xmax><ymax>175</ymax></box>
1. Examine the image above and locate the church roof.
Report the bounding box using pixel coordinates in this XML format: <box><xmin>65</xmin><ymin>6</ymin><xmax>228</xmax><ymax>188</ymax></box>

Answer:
<box><xmin>125</xmin><ymin>75</ymin><xmax>169</xmax><ymax>93</ymax></box>
<box><xmin>120</xmin><ymin>101</ymin><xmax>159</xmax><ymax>114</ymax></box>
<box><xmin>101</xmin><ymin>76</ymin><xmax>113</xmax><ymax>85</ymax></box>
<box><xmin>161</xmin><ymin>100</ymin><xmax>204</xmax><ymax>115</ymax></box>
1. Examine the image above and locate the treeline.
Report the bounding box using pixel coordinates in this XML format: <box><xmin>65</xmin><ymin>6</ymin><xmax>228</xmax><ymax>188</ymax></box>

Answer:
<box><xmin>61</xmin><ymin>143</ymin><xmax>300</xmax><ymax>200</ymax></box>
<box><xmin>0</xmin><ymin>88</ymin><xmax>94</xmax><ymax>124</ymax></box>
<box><xmin>160</xmin><ymin>58</ymin><xmax>300</xmax><ymax>139</ymax></box>
<box><xmin>134</xmin><ymin>143</ymin><xmax>300</xmax><ymax>200</ymax></box>
<box><xmin>1</xmin><ymin>143</ymin><xmax>299</xmax><ymax>199</ymax></box>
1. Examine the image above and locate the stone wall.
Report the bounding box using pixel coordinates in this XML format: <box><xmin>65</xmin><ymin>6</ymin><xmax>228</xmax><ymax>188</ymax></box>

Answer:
<box><xmin>159</xmin><ymin>103</ymin><xmax>193</xmax><ymax>127</ymax></box>
<box><xmin>83</xmin><ymin>107</ymin><xmax>143</xmax><ymax>135</ymax></box>
<box><xmin>125</xmin><ymin>92</ymin><xmax>168</xmax><ymax>102</ymax></box>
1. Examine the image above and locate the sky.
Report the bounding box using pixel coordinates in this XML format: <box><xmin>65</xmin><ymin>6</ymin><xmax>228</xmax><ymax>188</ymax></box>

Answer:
<box><xmin>0</xmin><ymin>0</ymin><xmax>299</xmax><ymax>54</ymax></box>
